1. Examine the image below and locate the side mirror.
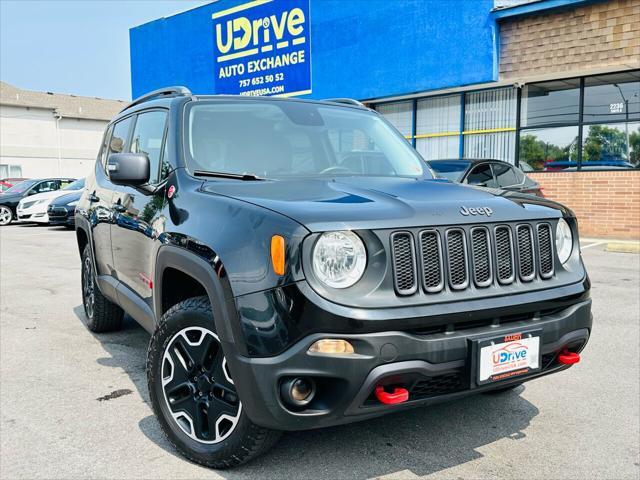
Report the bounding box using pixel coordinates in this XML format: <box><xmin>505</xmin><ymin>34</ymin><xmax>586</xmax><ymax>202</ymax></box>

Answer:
<box><xmin>108</xmin><ymin>153</ymin><xmax>150</xmax><ymax>186</ymax></box>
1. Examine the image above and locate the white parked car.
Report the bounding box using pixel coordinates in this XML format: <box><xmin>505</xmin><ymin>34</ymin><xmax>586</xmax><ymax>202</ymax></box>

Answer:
<box><xmin>17</xmin><ymin>178</ymin><xmax>85</xmax><ymax>224</ymax></box>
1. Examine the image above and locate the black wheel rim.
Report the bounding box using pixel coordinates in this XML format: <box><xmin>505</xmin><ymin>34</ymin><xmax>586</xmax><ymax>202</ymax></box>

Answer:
<box><xmin>161</xmin><ymin>327</ymin><xmax>241</xmax><ymax>444</ymax></box>
<box><xmin>82</xmin><ymin>256</ymin><xmax>95</xmax><ymax>319</ymax></box>
<box><xmin>0</xmin><ymin>207</ymin><xmax>11</xmax><ymax>225</ymax></box>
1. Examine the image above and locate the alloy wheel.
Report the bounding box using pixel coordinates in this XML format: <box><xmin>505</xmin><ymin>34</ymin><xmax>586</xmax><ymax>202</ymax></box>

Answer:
<box><xmin>0</xmin><ymin>206</ymin><xmax>12</xmax><ymax>226</ymax></box>
<box><xmin>82</xmin><ymin>256</ymin><xmax>95</xmax><ymax>319</ymax></box>
<box><xmin>161</xmin><ymin>327</ymin><xmax>241</xmax><ymax>444</ymax></box>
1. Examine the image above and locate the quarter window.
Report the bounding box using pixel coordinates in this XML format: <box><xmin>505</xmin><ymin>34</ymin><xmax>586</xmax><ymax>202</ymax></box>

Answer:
<box><xmin>130</xmin><ymin>111</ymin><xmax>168</xmax><ymax>183</ymax></box>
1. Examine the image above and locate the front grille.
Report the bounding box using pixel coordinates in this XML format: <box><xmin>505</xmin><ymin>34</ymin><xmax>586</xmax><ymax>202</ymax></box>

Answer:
<box><xmin>516</xmin><ymin>225</ymin><xmax>535</xmax><ymax>281</ymax></box>
<box><xmin>446</xmin><ymin>229</ymin><xmax>468</xmax><ymax>290</ymax></box>
<box><xmin>390</xmin><ymin>221</ymin><xmax>556</xmax><ymax>296</ymax></box>
<box><xmin>391</xmin><ymin>232</ymin><xmax>417</xmax><ymax>295</ymax></box>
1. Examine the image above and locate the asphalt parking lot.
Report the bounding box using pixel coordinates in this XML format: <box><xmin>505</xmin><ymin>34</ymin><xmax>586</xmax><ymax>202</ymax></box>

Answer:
<box><xmin>1</xmin><ymin>223</ymin><xmax>638</xmax><ymax>480</ymax></box>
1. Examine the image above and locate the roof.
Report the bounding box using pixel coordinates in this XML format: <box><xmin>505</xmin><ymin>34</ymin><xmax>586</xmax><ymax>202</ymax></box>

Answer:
<box><xmin>491</xmin><ymin>0</ymin><xmax>605</xmax><ymax>20</ymax></box>
<box><xmin>0</xmin><ymin>81</ymin><xmax>127</xmax><ymax>121</ymax></box>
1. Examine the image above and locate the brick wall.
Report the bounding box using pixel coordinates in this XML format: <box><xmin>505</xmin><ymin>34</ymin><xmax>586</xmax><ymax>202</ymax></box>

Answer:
<box><xmin>500</xmin><ymin>0</ymin><xmax>640</xmax><ymax>79</ymax></box>
<box><xmin>529</xmin><ymin>171</ymin><xmax>640</xmax><ymax>239</ymax></box>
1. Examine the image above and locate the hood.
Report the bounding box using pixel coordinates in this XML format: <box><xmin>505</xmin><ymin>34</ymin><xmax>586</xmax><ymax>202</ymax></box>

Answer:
<box><xmin>20</xmin><ymin>188</ymin><xmax>82</xmax><ymax>205</ymax></box>
<box><xmin>201</xmin><ymin>177</ymin><xmax>568</xmax><ymax>232</ymax></box>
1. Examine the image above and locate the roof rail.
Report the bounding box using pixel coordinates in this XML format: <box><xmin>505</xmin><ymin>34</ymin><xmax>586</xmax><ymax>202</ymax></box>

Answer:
<box><xmin>121</xmin><ymin>86</ymin><xmax>192</xmax><ymax>112</ymax></box>
<box><xmin>323</xmin><ymin>98</ymin><xmax>366</xmax><ymax>108</ymax></box>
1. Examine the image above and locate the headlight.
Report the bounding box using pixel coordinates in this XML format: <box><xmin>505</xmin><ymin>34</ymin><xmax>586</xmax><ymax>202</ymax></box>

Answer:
<box><xmin>67</xmin><ymin>201</ymin><xmax>78</xmax><ymax>207</ymax></box>
<box><xmin>312</xmin><ymin>231</ymin><xmax>366</xmax><ymax>288</ymax></box>
<box><xmin>555</xmin><ymin>218</ymin><xmax>573</xmax><ymax>264</ymax></box>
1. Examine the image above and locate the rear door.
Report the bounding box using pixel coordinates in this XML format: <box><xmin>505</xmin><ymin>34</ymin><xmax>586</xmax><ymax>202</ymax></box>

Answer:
<box><xmin>110</xmin><ymin>109</ymin><xmax>168</xmax><ymax>306</ymax></box>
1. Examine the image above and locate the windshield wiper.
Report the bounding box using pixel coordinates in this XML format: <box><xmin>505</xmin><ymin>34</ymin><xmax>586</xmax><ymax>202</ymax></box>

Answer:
<box><xmin>193</xmin><ymin>170</ymin><xmax>264</xmax><ymax>181</ymax></box>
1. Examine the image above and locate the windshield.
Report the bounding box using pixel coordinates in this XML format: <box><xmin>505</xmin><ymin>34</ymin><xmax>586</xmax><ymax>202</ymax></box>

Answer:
<box><xmin>186</xmin><ymin>100</ymin><xmax>429</xmax><ymax>179</ymax></box>
<box><xmin>63</xmin><ymin>178</ymin><xmax>85</xmax><ymax>190</ymax></box>
<box><xmin>427</xmin><ymin>161</ymin><xmax>470</xmax><ymax>182</ymax></box>
<box><xmin>2</xmin><ymin>180</ymin><xmax>36</xmax><ymax>194</ymax></box>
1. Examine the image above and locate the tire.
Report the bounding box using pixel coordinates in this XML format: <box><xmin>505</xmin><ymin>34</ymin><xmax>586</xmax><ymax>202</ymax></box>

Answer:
<box><xmin>81</xmin><ymin>245</ymin><xmax>124</xmax><ymax>332</ymax></box>
<box><xmin>147</xmin><ymin>296</ymin><xmax>280</xmax><ymax>469</ymax></box>
<box><xmin>0</xmin><ymin>206</ymin><xmax>13</xmax><ymax>226</ymax></box>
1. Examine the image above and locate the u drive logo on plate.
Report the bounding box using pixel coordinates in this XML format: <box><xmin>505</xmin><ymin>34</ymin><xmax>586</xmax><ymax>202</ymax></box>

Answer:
<box><xmin>492</xmin><ymin>343</ymin><xmax>528</xmax><ymax>365</ymax></box>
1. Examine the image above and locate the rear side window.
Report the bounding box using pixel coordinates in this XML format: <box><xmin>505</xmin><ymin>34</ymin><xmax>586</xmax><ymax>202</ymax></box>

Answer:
<box><xmin>130</xmin><ymin>111</ymin><xmax>167</xmax><ymax>183</ymax></box>
<box><xmin>32</xmin><ymin>180</ymin><xmax>59</xmax><ymax>193</ymax></box>
<box><xmin>493</xmin><ymin>163</ymin><xmax>519</xmax><ymax>187</ymax></box>
<box><xmin>466</xmin><ymin>164</ymin><xmax>497</xmax><ymax>187</ymax></box>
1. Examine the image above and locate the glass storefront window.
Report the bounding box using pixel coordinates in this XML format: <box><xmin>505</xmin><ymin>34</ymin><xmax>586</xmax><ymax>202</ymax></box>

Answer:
<box><xmin>521</xmin><ymin>79</ymin><xmax>580</xmax><ymax>127</ymax></box>
<box><xmin>375</xmin><ymin>101</ymin><xmax>413</xmax><ymax>139</ymax></box>
<box><xmin>582</xmin><ymin>122</ymin><xmax>640</xmax><ymax>169</ymax></box>
<box><xmin>464</xmin><ymin>87</ymin><xmax>517</xmax><ymax>162</ymax></box>
<box><xmin>583</xmin><ymin>72</ymin><xmax>640</xmax><ymax>123</ymax></box>
<box><xmin>415</xmin><ymin>95</ymin><xmax>461</xmax><ymax>160</ymax></box>
<box><xmin>518</xmin><ymin>126</ymin><xmax>579</xmax><ymax>171</ymax></box>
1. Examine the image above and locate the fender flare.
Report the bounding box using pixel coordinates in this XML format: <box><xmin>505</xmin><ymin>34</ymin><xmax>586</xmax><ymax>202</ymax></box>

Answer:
<box><xmin>154</xmin><ymin>245</ymin><xmax>247</xmax><ymax>355</ymax></box>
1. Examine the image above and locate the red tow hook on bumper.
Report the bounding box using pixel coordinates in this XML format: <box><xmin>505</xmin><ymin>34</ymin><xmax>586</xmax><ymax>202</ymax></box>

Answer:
<box><xmin>375</xmin><ymin>386</ymin><xmax>409</xmax><ymax>405</ymax></box>
<box><xmin>558</xmin><ymin>349</ymin><xmax>581</xmax><ymax>365</ymax></box>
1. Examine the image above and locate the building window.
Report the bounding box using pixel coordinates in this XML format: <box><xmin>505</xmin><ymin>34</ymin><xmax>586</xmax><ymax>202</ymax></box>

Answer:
<box><xmin>519</xmin><ymin>126</ymin><xmax>579</xmax><ymax>171</ymax></box>
<box><xmin>415</xmin><ymin>95</ymin><xmax>461</xmax><ymax>160</ymax></box>
<box><xmin>0</xmin><ymin>164</ymin><xmax>22</xmax><ymax>178</ymax></box>
<box><xmin>520</xmin><ymin>79</ymin><xmax>580</xmax><ymax>127</ymax></box>
<box><xmin>375</xmin><ymin>101</ymin><xmax>413</xmax><ymax>139</ymax></box>
<box><xmin>464</xmin><ymin>87</ymin><xmax>517</xmax><ymax>162</ymax></box>
<box><xmin>582</xmin><ymin>122</ymin><xmax>640</xmax><ymax>168</ymax></box>
<box><xmin>583</xmin><ymin>72</ymin><xmax>640</xmax><ymax>124</ymax></box>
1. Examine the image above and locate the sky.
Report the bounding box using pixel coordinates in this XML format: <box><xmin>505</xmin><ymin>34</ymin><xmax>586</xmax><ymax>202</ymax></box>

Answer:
<box><xmin>0</xmin><ymin>0</ymin><xmax>209</xmax><ymax>101</ymax></box>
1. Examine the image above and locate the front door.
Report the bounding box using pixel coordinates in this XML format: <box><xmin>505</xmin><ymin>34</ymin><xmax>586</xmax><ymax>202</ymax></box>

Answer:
<box><xmin>111</xmin><ymin>110</ymin><xmax>168</xmax><ymax>304</ymax></box>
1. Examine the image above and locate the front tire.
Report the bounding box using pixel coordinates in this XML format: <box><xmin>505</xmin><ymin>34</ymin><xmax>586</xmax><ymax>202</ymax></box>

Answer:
<box><xmin>147</xmin><ymin>296</ymin><xmax>280</xmax><ymax>469</ymax></box>
<box><xmin>0</xmin><ymin>206</ymin><xmax>13</xmax><ymax>226</ymax></box>
<box><xmin>81</xmin><ymin>245</ymin><xmax>124</xmax><ymax>332</ymax></box>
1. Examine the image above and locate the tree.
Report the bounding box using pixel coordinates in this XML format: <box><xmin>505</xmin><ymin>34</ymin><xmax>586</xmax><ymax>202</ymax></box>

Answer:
<box><xmin>583</xmin><ymin>125</ymin><xmax>628</xmax><ymax>162</ymax></box>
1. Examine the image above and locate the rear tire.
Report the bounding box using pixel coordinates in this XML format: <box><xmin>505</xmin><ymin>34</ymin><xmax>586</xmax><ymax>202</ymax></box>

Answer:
<box><xmin>81</xmin><ymin>245</ymin><xmax>124</xmax><ymax>332</ymax></box>
<box><xmin>147</xmin><ymin>296</ymin><xmax>280</xmax><ymax>469</ymax></box>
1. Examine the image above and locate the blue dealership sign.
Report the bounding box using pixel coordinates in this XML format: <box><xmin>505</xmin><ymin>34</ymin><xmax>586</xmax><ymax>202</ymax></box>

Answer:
<box><xmin>212</xmin><ymin>0</ymin><xmax>312</xmax><ymax>96</ymax></box>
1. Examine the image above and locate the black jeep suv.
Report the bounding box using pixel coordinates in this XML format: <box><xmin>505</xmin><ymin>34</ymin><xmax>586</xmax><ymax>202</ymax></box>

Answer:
<box><xmin>76</xmin><ymin>87</ymin><xmax>591</xmax><ymax>468</ymax></box>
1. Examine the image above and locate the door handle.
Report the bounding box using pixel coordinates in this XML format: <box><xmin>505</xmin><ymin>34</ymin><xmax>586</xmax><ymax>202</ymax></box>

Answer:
<box><xmin>88</xmin><ymin>193</ymin><xmax>100</xmax><ymax>203</ymax></box>
<box><xmin>112</xmin><ymin>203</ymin><xmax>126</xmax><ymax>213</ymax></box>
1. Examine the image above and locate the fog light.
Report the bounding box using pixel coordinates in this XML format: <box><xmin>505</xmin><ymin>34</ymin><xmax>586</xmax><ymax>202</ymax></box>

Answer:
<box><xmin>281</xmin><ymin>377</ymin><xmax>316</xmax><ymax>407</ymax></box>
<box><xmin>308</xmin><ymin>339</ymin><xmax>354</xmax><ymax>355</ymax></box>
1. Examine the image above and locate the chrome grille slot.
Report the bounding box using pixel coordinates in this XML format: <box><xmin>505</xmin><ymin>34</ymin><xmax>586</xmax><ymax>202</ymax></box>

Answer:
<box><xmin>470</xmin><ymin>227</ymin><xmax>492</xmax><ymax>287</ymax></box>
<box><xmin>418</xmin><ymin>230</ymin><xmax>444</xmax><ymax>293</ymax></box>
<box><xmin>516</xmin><ymin>224</ymin><xmax>535</xmax><ymax>282</ymax></box>
<box><xmin>390</xmin><ymin>232</ymin><xmax>417</xmax><ymax>295</ymax></box>
<box><xmin>445</xmin><ymin>229</ymin><xmax>468</xmax><ymax>290</ymax></box>
<box><xmin>537</xmin><ymin>223</ymin><xmax>554</xmax><ymax>278</ymax></box>
<box><xmin>495</xmin><ymin>226</ymin><xmax>515</xmax><ymax>284</ymax></box>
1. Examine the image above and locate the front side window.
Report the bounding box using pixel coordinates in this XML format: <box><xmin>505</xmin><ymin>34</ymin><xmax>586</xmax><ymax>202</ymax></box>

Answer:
<box><xmin>492</xmin><ymin>163</ymin><xmax>519</xmax><ymax>187</ymax></box>
<box><xmin>186</xmin><ymin>101</ymin><xmax>428</xmax><ymax>179</ymax></box>
<box><xmin>466</xmin><ymin>164</ymin><xmax>497</xmax><ymax>187</ymax></box>
<box><xmin>130</xmin><ymin>111</ymin><xmax>167</xmax><ymax>183</ymax></box>
<box><xmin>108</xmin><ymin>117</ymin><xmax>134</xmax><ymax>158</ymax></box>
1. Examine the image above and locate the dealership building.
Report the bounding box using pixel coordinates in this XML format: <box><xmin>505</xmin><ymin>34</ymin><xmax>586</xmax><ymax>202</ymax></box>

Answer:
<box><xmin>131</xmin><ymin>0</ymin><xmax>639</xmax><ymax>238</ymax></box>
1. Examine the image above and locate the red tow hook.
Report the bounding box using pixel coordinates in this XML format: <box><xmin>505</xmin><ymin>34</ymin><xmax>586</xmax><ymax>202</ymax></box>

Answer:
<box><xmin>375</xmin><ymin>386</ymin><xmax>409</xmax><ymax>405</ymax></box>
<box><xmin>558</xmin><ymin>349</ymin><xmax>581</xmax><ymax>365</ymax></box>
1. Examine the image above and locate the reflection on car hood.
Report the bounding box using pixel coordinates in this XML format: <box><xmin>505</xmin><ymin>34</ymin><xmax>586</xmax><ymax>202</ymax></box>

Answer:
<box><xmin>201</xmin><ymin>176</ymin><xmax>569</xmax><ymax>232</ymax></box>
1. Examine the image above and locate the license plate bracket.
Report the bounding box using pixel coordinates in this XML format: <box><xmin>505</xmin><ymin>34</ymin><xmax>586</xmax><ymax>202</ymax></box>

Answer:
<box><xmin>472</xmin><ymin>330</ymin><xmax>542</xmax><ymax>385</ymax></box>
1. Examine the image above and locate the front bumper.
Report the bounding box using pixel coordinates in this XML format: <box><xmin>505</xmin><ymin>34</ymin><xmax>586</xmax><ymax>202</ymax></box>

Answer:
<box><xmin>17</xmin><ymin>208</ymin><xmax>49</xmax><ymax>223</ymax></box>
<box><xmin>228</xmin><ymin>298</ymin><xmax>592</xmax><ymax>431</ymax></box>
<box><xmin>47</xmin><ymin>206</ymin><xmax>75</xmax><ymax>226</ymax></box>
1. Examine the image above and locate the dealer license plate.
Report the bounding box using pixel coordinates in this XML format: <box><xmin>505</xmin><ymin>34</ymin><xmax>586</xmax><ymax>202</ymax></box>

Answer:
<box><xmin>477</xmin><ymin>331</ymin><xmax>541</xmax><ymax>384</ymax></box>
